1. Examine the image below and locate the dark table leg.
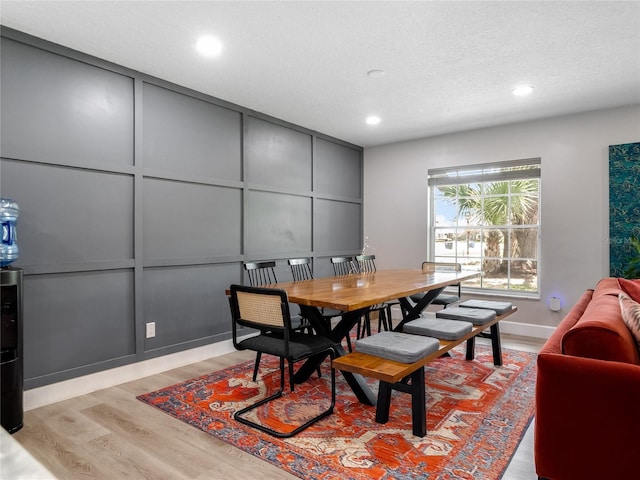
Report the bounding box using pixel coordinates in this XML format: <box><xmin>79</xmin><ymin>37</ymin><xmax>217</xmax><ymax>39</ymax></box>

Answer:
<box><xmin>394</xmin><ymin>287</ymin><xmax>445</xmax><ymax>331</ymax></box>
<box><xmin>490</xmin><ymin>323</ymin><xmax>502</xmax><ymax>366</ymax></box>
<box><xmin>294</xmin><ymin>306</ymin><xmax>376</xmax><ymax>406</ymax></box>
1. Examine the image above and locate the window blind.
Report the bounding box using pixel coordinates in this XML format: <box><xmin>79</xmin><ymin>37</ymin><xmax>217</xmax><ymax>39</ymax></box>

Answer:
<box><xmin>428</xmin><ymin>157</ymin><xmax>541</xmax><ymax>186</ymax></box>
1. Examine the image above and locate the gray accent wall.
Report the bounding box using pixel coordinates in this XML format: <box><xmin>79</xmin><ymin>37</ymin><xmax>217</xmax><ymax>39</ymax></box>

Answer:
<box><xmin>0</xmin><ymin>28</ymin><xmax>363</xmax><ymax>389</ymax></box>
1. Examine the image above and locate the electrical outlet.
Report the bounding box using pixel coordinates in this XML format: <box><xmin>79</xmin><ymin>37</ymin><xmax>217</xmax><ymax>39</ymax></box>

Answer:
<box><xmin>146</xmin><ymin>322</ymin><xmax>156</xmax><ymax>338</ymax></box>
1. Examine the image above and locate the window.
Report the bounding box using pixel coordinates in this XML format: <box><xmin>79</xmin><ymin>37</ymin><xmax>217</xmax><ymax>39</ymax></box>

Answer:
<box><xmin>428</xmin><ymin>158</ymin><xmax>540</xmax><ymax>295</ymax></box>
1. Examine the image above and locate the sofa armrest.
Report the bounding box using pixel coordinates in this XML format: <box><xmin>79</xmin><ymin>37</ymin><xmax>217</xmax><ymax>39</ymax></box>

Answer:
<box><xmin>535</xmin><ymin>353</ymin><xmax>640</xmax><ymax>480</ymax></box>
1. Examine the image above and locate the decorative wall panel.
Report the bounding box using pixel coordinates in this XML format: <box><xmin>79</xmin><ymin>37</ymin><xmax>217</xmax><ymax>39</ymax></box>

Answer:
<box><xmin>245</xmin><ymin>116</ymin><xmax>313</xmax><ymax>191</ymax></box>
<box><xmin>143</xmin><ymin>83</ymin><xmax>242</xmax><ymax>181</ymax></box>
<box><xmin>143</xmin><ymin>263</ymin><xmax>239</xmax><ymax>350</ymax></box>
<box><xmin>245</xmin><ymin>191</ymin><xmax>312</xmax><ymax>255</ymax></box>
<box><xmin>315</xmin><ymin>199</ymin><xmax>362</xmax><ymax>253</ymax></box>
<box><xmin>0</xmin><ymin>160</ymin><xmax>133</xmax><ymax>266</ymax></box>
<box><xmin>0</xmin><ymin>38</ymin><xmax>134</xmax><ymax>168</ymax></box>
<box><xmin>316</xmin><ymin>137</ymin><xmax>362</xmax><ymax>199</ymax></box>
<box><xmin>23</xmin><ymin>270</ymin><xmax>135</xmax><ymax>380</ymax></box>
<box><xmin>143</xmin><ymin>178</ymin><xmax>242</xmax><ymax>261</ymax></box>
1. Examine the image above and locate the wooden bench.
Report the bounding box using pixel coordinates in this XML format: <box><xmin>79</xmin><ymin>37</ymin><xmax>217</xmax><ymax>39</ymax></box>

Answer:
<box><xmin>332</xmin><ymin>306</ymin><xmax>517</xmax><ymax>437</ymax></box>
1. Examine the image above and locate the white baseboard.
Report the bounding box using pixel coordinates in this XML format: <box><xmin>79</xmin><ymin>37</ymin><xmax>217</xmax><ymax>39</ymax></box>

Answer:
<box><xmin>500</xmin><ymin>320</ymin><xmax>555</xmax><ymax>339</ymax></box>
<box><xmin>24</xmin><ymin>340</ymin><xmax>238</xmax><ymax>411</ymax></box>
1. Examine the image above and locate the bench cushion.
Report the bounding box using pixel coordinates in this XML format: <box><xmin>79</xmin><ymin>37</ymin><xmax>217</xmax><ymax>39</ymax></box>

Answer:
<box><xmin>403</xmin><ymin>315</ymin><xmax>472</xmax><ymax>340</ymax></box>
<box><xmin>410</xmin><ymin>292</ymin><xmax>459</xmax><ymax>305</ymax></box>
<box><xmin>436</xmin><ymin>307</ymin><xmax>496</xmax><ymax>325</ymax></box>
<box><xmin>459</xmin><ymin>299</ymin><xmax>513</xmax><ymax>315</ymax></box>
<box><xmin>355</xmin><ymin>331</ymin><xmax>440</xmax><ymax>363</ymax></box>
<box><xmin>431</xmin><ymin>294</ymin><xmax>460</xmax><ymax>305</ymax></box>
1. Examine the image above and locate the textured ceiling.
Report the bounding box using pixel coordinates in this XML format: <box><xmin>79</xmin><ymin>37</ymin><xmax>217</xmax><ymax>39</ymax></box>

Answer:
<box><xmin>1</xmin><ymin>1</ymin><xmax>639</xmax><ymax>147</ymax></box>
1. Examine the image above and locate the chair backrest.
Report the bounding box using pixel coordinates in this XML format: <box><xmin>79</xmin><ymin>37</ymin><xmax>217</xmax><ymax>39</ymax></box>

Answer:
<box><xmin>355</xmin><ymin>254</ymin><xmax>377</xmax><ymax>273</ymax></box>
<box><xmin>331</xmin><ymin>256</ymin><xmax>357</xmax><ymax>276</ymax></box>
<box><xmin>421</xmin><ymin>261</ymin><xmax>461</xmax><ymax>273</ymax></box>
<box><xmin>229</xmin><ymin>284</ymin><xmax>291</xmax><ymax>336</ymax></box>
<box><xmin>422</xmin><ymin>261</ymin><xmax>462</xmax><ymax>295</ymax></box>
<box><xmin>288</xmin><ymin>257</ymin><xmax>313</xmax><ymax>281</ymax></box>
<box><xmin>244</xmin><ymin>261</ymin><xmax>278</xmax><ymax>286</ymax></box>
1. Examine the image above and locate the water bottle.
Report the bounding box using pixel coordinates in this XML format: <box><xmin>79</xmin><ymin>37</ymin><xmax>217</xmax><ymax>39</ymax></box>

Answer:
<box><xmin>0</xmin><ymin>198</ymin><xmax>19</xmax><ymax>267</ymax></box>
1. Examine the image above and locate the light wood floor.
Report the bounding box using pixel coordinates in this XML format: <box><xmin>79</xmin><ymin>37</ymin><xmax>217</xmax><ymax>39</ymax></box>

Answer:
<box><xmin>12</xmin><ymin>334</ymin><xmax>544</xmax><ymax>480</ymax></box>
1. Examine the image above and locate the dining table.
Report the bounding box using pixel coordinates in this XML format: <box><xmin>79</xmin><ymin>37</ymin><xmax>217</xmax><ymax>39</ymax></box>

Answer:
<box><xmin>262</xmin><ymin>268</ymin><xmax>480</xmax><ymax>406</ymax></box>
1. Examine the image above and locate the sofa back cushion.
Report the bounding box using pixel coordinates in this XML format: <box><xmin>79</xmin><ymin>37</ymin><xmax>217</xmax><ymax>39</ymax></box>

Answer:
<box><xmin>562</xmin><ymin>291</ymin><xmax>640</xmax><ymax>365</ymax></box>
<box><xmin>618</xmin><ymin>278</ymin><xmax>640</xmax><ymax>303</ymax></box>
<box><xmin>593</xmin><ymin>277</ymin><xmax>624</xmax><ymax>297</ymax></box>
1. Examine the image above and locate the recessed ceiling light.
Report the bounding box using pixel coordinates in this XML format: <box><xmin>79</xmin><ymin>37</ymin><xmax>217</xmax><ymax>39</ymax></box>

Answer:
<box><xmin>196</xmin><ymin>35</ymin><xmax>223</xmax><ymax>57</ymax></box>
<box><xmin>366</xmin><ymin>116</ymin><xmax>381</xmax><ymax>125</ymax></box>
<box><xmin>512</xmin><ymin>85</ymin><xmax>534</xmax><ymax>96</ymax></box>
<box><xmin>367</xmin><ymin>69</ymin><xmax>385</xmax><ymax>78</ymax></box>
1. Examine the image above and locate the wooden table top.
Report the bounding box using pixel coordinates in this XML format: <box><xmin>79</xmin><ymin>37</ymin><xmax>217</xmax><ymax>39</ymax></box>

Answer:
<box><xmin>264</xmin><ymin>268</ymin><xmax>479</xmax><ymax>312</ymax></box>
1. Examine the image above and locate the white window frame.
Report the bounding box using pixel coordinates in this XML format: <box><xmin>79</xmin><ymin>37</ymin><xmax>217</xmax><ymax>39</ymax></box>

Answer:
<box><xmin>428</xmin><ymin>158</ymin><xmax>541</xmax><ymax>297</ymax></box>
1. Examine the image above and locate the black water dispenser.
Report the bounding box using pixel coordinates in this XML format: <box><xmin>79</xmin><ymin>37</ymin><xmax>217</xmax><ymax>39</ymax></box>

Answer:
<box><xmin>1</xmin><ymin>267</ymin><xmax>23</xmax><ymax>433</ymax></box>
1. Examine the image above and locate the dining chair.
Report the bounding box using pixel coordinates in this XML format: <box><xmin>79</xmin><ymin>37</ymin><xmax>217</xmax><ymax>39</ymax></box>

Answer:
<box><xmin>329</xmin><ymin>256</ymin><xmax>364</xmax><ymax>350</ymax></box>
<box><xmin>330</xmin><ymin>256</ymin><xmax>357</xmax><ymax>276</ymax></box>
<box><xmin>288</xmin><ymin>257</ymin><xmax>343</xmax><ymax>327</ymax></box>
<box><xmin>229</xmin><ymin>284</ymin><xmax>337</xmax><ymax>438</ymax></box>
<box><xmin>355</xmin><ymin>254</ymin><xmax>398</xmax><ymax>336</ymax></box>
<box><xmin>286</xmin><ymin>257</ymin><xmax>332</xmax><ymax>377</ymax></box>
<box><xmin>243</xmin><ymin>261</ymin><xmax>279</xmax><ymax>382</ymax></box>
<box><xmin>244</xmin><ymin>261</ymin><xmax>312</xmax><ymax>382</ymax></box>
<box><xmin>410</xmin><ymin>261</ymin><xmax>462</xmax><ymax>309</ymax></box>
<box><xmin>355</xmin><ymin>254</ymin><xmax>377</xmax><ymax>274</ymax></box>
<box><xmin>244</xmin><ymin>260</ymin><xmax>278</xmax><ymax>286</ymax></box>
<box><xmin>244</xmin><ymin>260</ymin><xmax>320</xmax><ymax>382</ymax></box>
<box><xmin>288</xmin><ymin>257</ymin><xmax>314</xmax><ymax>281</ymax></box>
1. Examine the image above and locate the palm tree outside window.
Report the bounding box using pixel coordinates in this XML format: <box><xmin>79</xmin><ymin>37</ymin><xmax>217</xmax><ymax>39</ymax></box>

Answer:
<box><xmin>428</xmin><ymin>158</ymin><xmax>541</xmax><ymax>295</ymax></box>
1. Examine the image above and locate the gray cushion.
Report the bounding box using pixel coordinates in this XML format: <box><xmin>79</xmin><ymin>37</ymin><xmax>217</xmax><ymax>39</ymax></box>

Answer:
<box><xmin>355</xmin><ymin>331</ymin><xmax>440</xmax><ymax>363</ymax></box>
<box><xmin>431</xmin><ymin>294</ymin><xmax>460</xmax><ymax>305</ymax></box>
<box><xmin>404</xmin><ymin>315</ymin><xmax>472</xmax><ymax>340</ymax></box>
<box><xmin>436</xmin><ymin>307</ymin><xmax>496</xmax><ymax>325</ymax></box>
<box><xmin>410</xmin><ymin>292</ymin><xmax>459</xmax><ymax>305</ymax></box>
<box><xmin>459</xmin><ymin>299</ymin><xmax>513</xmax><ymax>315</ymax></box>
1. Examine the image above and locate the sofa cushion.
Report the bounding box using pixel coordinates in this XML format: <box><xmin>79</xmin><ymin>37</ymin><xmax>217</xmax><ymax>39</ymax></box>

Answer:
<box><xmin>593</xmin><ymin>277</ymin><xmax>624</xmax><ymax>298</ymax></box>
<box><xmin>619</xmin><ymin>293</ymin><xmax>640</xmax><ymax>346</ymax></box>
<box><xmin>618</xmin><ymin>278</ymin><xmax>640</xmax><ymax>303</ymax></box>
<box><xmin>561</xmin><ymin>291</ymin><xmax>640</xmax><ymax>365</ymax></box>
<box><xmin>355</xmin><ymin>331</ymin><xmax>440</xmax><ymax>363</ymax></box>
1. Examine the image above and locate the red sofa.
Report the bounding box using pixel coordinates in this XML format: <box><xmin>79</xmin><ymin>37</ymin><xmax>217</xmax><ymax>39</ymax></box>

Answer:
<box><xmin>535</xmin><ymin>277</ymin><xmax>640</xmax><ymax>480</ymax></box>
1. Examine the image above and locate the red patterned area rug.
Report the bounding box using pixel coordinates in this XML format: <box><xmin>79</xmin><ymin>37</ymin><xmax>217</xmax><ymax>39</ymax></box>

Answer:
<box><xmin>138</xmin><ymin>345</ymin><xmax>536</xmax><ymax>480</ymax></box>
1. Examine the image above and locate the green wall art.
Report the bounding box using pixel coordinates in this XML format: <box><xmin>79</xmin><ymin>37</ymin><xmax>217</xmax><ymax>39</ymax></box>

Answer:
<box><xmin>609</xmin><ymin>142</ymin><xmax>640</xmax><ymax>278</ymax></box>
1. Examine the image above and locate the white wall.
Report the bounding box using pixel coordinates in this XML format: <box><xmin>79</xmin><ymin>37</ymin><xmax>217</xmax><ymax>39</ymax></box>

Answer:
<box><xmin>364</xmin><ymin>105</ymin><xmax>640</xmax><ymax>330</ymax></box>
